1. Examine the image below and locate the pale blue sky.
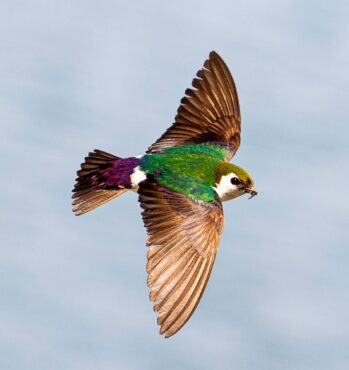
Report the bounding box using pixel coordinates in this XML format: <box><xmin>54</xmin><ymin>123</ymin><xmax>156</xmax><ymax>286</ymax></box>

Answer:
<box><xmin>1</xmin><ymin>1</ymin><xmax>348</xmax><ymax>369</ymax></box>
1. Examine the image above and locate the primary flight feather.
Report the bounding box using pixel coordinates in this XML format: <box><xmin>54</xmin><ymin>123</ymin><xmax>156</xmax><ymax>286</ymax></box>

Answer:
<box><xmin>72</xmin><ymin>51</ymin><xmax>257</xmax><ymax>338</ymax></box>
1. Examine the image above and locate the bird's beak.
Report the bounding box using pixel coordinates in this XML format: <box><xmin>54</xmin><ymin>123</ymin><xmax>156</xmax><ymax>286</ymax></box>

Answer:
<box><xmin>245</xmin><ymin>187</ymin><xmax>257</xmax><ymax>199</ymax></box>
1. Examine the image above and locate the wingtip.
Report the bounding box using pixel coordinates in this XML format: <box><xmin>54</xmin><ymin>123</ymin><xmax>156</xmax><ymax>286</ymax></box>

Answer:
<box><xmin>206</xmin><ymin>50</ymin><xmax>226</xmax><ymax>69</ymax></box>
<box><xmin>159</xmin><ymin>326</ymin><xmax>175</xmax><ymax>339</ymax></box>
<box><xmin>209</xmin><ymin>50</ymin><xmax>221</xmax><ymax>59</ymax></box>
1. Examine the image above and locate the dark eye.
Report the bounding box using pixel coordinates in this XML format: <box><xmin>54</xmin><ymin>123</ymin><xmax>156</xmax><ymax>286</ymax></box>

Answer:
<box><xmin>230</xmin><ymin>177</ymin><xmax>241</xmax><ymax>185</ymax></box>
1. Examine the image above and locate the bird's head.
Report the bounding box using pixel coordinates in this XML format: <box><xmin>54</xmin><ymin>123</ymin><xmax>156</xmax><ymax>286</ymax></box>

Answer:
<box><xmin>214</xmin><ymin>161</ymin><xmax>257</xmax><ymax>202</ymax></box>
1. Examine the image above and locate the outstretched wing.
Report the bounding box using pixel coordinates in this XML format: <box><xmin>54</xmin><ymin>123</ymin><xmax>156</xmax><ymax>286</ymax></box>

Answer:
<box><xmin>138</xmin><ymin>182</ymin><xmax>224</xmax><ymax>338</ymax></box>
<box><xmin>147</xmin><ymin>51</ymin><xmax>241</xmax><ymax>161</ymax></box>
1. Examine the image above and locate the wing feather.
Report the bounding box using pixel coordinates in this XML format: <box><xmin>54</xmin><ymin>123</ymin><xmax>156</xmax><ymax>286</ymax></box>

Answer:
<box><xmin>138</xmin><ymin>182</ymin><xmax>224</xmax><ymax>337</ymax></box>
<box><xmin>147</xmin><ymin>51</ymin><xmax>241</xmax><ymax>160</ymax></box>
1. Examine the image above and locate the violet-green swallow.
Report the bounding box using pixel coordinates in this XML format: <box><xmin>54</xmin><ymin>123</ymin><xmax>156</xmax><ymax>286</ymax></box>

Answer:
<box><xmin>72</xmin><ymin>51</ymin><xmax>257</xmax><ymax>338</ymax></box>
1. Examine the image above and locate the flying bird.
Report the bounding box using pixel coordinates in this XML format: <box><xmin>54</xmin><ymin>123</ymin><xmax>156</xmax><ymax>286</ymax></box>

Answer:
<box><xmin>72</xmin><ymin>51</ymin><xmax>257</xmax><ymax>338</ymax></box>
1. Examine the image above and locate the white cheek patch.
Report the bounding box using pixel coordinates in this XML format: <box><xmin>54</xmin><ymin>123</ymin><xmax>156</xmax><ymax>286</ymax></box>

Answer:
<box><xmin>213</xmin><ymin>172</ymin><xmax>243</xmax><ymax>201</ymax></box>
<box><xmin>130</xmin><ymin>166</ymin><xmax>147</xmax><ymax>187</ymax></box>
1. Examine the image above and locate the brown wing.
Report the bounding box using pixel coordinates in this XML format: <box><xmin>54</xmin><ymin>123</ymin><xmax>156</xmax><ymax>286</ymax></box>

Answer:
<box><xmin>147</xmin><ymin>51</ymin><xmax>241</xmax><ymax>161</ymax></box>
<box><xmin>138</xmin><ymin>182</ymin><xmax>224</xmax><ymax>338</ymax></box>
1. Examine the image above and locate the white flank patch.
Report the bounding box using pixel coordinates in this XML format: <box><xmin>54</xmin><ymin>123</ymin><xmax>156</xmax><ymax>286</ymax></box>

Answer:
<box><xmin>213</xmin><ymin>172</ymin><xmax>244</xmax><ymax>202</ymax></box>
<box><xmin>130</xmin><ymin>166</ymin><xmax>147</xmax><ymax>188</ymax></box>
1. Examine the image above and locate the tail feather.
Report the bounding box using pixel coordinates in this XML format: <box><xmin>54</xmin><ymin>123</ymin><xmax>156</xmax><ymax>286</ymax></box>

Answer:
<box><xmin>72</xmin><ymin>150</ymin><xmax>127</xmax><ymax>216</ymax></box>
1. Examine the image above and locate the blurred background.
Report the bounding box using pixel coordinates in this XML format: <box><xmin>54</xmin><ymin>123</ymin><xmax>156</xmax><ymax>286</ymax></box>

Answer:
<box><xmin>1</xmin><ymin>1</ymin><xmax>348</xmax><ymax>369</ymax></box>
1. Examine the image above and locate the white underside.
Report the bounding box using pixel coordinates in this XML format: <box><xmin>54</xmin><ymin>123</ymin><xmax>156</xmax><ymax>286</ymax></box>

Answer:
<box><xmin>130</xmin><ymin>166</ymin><xmax>147</xmax><ymax>191</ymax></box>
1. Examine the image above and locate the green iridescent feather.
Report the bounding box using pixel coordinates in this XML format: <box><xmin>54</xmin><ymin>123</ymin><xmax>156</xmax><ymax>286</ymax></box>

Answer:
<box><xmin>140</xmin><ymin>145</ymin><xmax>227</xmax><ymax>202</ymax></box>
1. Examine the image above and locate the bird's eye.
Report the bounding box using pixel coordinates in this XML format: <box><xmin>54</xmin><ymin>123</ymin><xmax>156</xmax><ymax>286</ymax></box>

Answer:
<box><xmin>230</xmin><ymin>177</ymin><xmax>241</xmax><ymax>185</ymax></box>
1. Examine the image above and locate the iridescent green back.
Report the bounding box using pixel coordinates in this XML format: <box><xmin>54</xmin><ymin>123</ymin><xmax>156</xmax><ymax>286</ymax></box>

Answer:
<box><xmin>140</xmin><ymin>145</ymin><xmax>228</xmax><ymax>202</ymax></box>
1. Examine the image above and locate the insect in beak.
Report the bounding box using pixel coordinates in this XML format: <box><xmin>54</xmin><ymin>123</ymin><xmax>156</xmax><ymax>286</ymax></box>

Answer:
<box><xmin>246</xmin><ymin>187</ymin><xmax>257</xmax><ymax>199</ymax></box>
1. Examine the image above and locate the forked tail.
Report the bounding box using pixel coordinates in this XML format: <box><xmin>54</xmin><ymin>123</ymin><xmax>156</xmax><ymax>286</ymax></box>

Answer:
<box><xmin>72</xmin><ymin>150</ymin><xmax>139</xmax><ymax>215</ymax></box>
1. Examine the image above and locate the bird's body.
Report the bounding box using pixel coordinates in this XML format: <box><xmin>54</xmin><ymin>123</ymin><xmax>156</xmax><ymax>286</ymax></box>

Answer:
<box><xmin>140</xmin><ymin>144</ymin><xmax>227</xmax><ymax>202</ymax></box>
<box><xmin>72</xmin><ymin>51</ymin><xmax>257</xmax><ymax>337</ymax></box>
